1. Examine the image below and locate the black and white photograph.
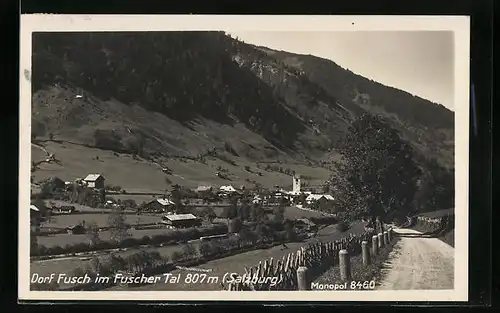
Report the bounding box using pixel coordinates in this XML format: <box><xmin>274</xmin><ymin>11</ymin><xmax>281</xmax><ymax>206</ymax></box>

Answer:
<box><xmin>19</xmin><ymin>15</ymin><xmax>470</xmax><ymax>301</ymax></box>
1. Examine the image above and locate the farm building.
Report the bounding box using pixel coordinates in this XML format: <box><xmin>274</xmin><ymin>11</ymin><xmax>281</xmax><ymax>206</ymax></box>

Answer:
<box><xmin>219</xmin><ymin>185</ymin><xmax>237</xmax><ymax>193</ymax></box>
<box><xmin>83</xmin><ymin>174</ymin><xmax>105</xmax><ymax>189</ymax></box>
<box><xmin>195</xmin><ymin>185</ymin><xmax>213</xmax><ymax>193</ymax></box>
<box><xmin>30</xmin><ymin>204</ymin><xmax>40</xmax><ymax>217</ymax></box>
<box><xmin>30</xmin><ymin>205</ymin><xmax>42</xmax><ymax>229</ymax></box>
<box><xmin>305</xmin><ymin>194</ymin><xmax>334</xmax><ymax>205</ymax></box>
<box><xmin>52</xmin><ymin>206</ymin><xmax>76</xmax><ymax>214</ymax></box>
<box><xmin>306</xmin><ymin>194</ymin><xmax>335</xmax><ymax>211</ymax></box>
<box><xmin>142</xmin><ymin>198</ymin><xmax>175</xmax><ymax>213</ymax></box>
<box><xmin>161</xmin><ymin>213</ymin><xmax>201</xmax><ymax>228</ymax></box>
<box><xmin>66</xmin><ymin>224</ymin><xmax>86</xmax><ymax>235</ymax></box>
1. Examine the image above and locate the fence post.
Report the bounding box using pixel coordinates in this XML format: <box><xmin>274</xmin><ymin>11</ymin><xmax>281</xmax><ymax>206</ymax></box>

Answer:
<box><xmin>383</xmin><ymin>231</ymin><xmax>389</xmax><ymax>245</ymax></box>
<box><xmin>387</xmin><ymin>228</ymin><xmax>392</xmax><ymax>242</ymax></box>
<box><xmin>339</xmin><ymin>249</ymin><xmax>351</xmax><ymax>281</ymax></box>
<box><xmin>378</xmin><ymin>233</ymin><xmax>384</xmax><ymax>248</ymax></box>
<box><xmin>296</xmin><ymin>266</ymin><xmax>310</xmax><ymax>290</ymax></box>
<box><xmin>362</xmin><ymin>241</ymin><xmax>370</xmax><ymax>266</ymax></box>
<box><xmin>372</xmin><ymin>235</ymin><xmax>378</xmax><ymax>255</ymax></box>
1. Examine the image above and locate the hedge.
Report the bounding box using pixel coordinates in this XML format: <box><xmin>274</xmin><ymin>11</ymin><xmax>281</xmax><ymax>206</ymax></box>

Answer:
<box><xmin>32</xmin><ymin>224</ymin><xmax>228</xmax><ymax>257</ymax></box>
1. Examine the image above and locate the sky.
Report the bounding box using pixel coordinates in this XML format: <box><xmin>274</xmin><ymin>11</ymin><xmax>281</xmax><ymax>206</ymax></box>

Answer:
<box><xmin>228</xmin><ymin>31</ymin><xmax>455</xmax><ymax>111</ymax></box>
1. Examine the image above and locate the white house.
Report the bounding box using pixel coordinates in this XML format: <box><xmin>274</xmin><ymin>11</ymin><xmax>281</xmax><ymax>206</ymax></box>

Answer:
<box><xmin>306</xmin><ymin>194</ymin><xmax>335</xmax><ymax>205</ymax></box>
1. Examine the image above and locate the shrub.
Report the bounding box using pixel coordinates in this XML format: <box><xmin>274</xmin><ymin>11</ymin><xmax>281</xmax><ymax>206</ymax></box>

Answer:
<box><xmin>336</xmin><ymin>221</ymin><xmax>349</xmax><ymax>232</ymax></box>
<box><xmin>139</xmin><ymin>235</ymin><xmax>151</xmax><ymax>245</ymax></box>
<box><xmin>119</xmin><ymin>237</ymin><xmax>140</xmax><ymax>248</ymax></box>
<box><xmin>199</xmin><ymin>241</ymin><xmax>214</xmax><ymax>258</ymax></box>
<box><xmin>181</xmin><ymin>244</ymin><xmax>197</xmax><ymax>259</ymax></box>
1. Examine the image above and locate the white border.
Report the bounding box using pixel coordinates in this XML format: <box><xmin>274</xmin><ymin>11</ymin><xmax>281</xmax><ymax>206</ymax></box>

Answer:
<box><xmin>19</xmin><ymin>14</ymin><xmax>470</xmax><ymax>302</ymax></box>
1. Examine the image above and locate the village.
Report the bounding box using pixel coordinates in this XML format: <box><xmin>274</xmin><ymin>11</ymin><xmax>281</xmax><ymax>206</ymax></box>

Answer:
<box><xmin>30</xmin><ymin>172</ymin><xmax>339</xmax><ymax>233</ymax></box>
<box><xmin>30</xmin><ymin>171</ymin><xmax>343</xmax><ymax>252</ymax></box>
<box><xmin>29</xmin><ymin>167</ymin><xmax>352</xmax><ymax>291</ymax></box>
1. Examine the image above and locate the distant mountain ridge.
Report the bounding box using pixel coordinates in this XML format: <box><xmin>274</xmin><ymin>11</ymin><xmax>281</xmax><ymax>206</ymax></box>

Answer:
<box><xmin>31</xmin><ymin>31</ymin><xmax>454</xmax><ymax>170</ymax></box>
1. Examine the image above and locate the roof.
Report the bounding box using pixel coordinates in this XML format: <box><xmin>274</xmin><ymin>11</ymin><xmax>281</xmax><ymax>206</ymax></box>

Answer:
<box><xmin>30</xmin><ymin>205</ymin><xmax>39</xmax><ymax>212</ymax></box>
<box><xmin>306</xmin><ymin>194</ymin><xmax>334</xmax><ymax>201</ymax></box>
<box><xmin>84</xmin><ymin>174</ymin><xmax>104</xmax><ymax>182</ymax></box>
<box><xmin>219</xmin><ymin>185</ymin><xmax>236</xmax><ymax>192</ymax></box>
<box><xmin>196</xmin><ymin>186</ymin><xmax>212</xmax><ymax>191</ymax></box>
<box><xmin>163</xmin><ymin>214</ymin><xmax>198</xmax><ymax>221</ymax></box>
<box><xmin>154</xmin><ymin>198</ymin><xmax>175</xmax><ymax>206</ymax></box>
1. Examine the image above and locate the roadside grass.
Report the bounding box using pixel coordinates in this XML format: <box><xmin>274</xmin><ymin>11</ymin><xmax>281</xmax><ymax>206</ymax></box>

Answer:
<box><xmin>314</xmin><ymin>236</ymin><xmax>400</xmax><ymax>289</ymax></box>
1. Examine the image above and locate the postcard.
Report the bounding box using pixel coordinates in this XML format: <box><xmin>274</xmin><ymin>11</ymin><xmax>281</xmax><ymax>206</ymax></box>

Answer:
<box><xmin>19</xmin><ymin>14</ymin><xmax>469</xmax><ymax>302</ymax></box>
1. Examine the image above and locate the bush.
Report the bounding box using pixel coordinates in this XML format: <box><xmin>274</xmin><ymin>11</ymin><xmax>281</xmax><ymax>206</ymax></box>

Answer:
<box><xmin>139</xmin><ymin>235</ymin><xmax>151</xmax><ymax>245</ymax></box>
<box><xmin>32</xmin><ymin>224</ymin><xmax>229</xmax><ymax>257</ymax></box>
<box><xmin>336</xmin><ymin>221</ymin><xmax>349</xmax><ymax>233</ymax></box>
<box><xmin>171</xmin><ymin>251</ymin><xmax>183</xmax><ymax>263</ymax></box>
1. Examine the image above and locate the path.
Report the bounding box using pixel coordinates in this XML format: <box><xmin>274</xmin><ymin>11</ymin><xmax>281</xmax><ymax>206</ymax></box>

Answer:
<box><xmin>378</xmin><ymin>227</ymin><xmax>454</xmax><ymax>290</ymax></box>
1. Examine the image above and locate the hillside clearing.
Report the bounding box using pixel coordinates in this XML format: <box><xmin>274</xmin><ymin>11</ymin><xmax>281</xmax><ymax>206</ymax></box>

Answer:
<box><xmin>31</xmin><ymin>141</ymin><xmax>331</xmax><ymax>192</ymax></box>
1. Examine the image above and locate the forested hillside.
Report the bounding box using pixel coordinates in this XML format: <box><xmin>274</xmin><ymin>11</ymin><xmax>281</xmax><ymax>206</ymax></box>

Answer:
<box><xmin>32</xmin><ymin>32</ymin><xmax>308</xmax><ymax>152</ymax></box>
<box><xmin>31</xmin><ymin>31</ymin><xmax>454</xmax><ymax>212</ymax></box>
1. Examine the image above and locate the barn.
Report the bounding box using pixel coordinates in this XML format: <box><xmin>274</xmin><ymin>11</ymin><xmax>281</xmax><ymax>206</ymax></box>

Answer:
<box><xmin>306</xmin><ymin>194</ymin><xmax>334</xmax><ymax>208</ymax></box>
<box><xmin>83</xmin><ymin>174</ymin><xmax>105</xmax><ymax>189</ymax></box>
<box><xmin>161</xmin><ymin>213</ymin><xmax>201</xmax><ymax>228</ymax></box>
<box><xmin>142</xmin><ymin>198</ymin><xmax>175</xmax><ymax>213</ymax></box>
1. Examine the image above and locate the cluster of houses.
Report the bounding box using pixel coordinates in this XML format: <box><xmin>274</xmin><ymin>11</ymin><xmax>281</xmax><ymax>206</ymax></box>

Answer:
<box><xmin>31</xmin><ymin>173</ymin><xmax>340</xmax><ymax>234</ymax></box>
<box><xmin>41</xmin><ymin>173</ymin><xmax>106</xmax><ymax>192</ymax></box>
<box><xmin>143</xmin><ymin>175</ymin><xmax>338</xmax><ymax>214</ymax></box>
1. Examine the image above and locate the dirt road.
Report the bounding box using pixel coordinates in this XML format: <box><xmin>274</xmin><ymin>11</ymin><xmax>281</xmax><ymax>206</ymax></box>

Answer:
<box><xmin>378</xmin><ymin>227</ymin><xmax>454</xmax><ymax>290</ymax></box>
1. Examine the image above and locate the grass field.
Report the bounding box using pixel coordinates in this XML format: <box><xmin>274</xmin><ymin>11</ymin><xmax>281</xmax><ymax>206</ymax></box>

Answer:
<box><xmin>37</xmin><ymin>227</ymin><xmax>173</xmax><ymax>247</ymax></box>
<box><xmin>40</xmin><ymin>200</ymin><xmax>135</xmax><ymax>214</ymax></box>
<box><xmin>37</xmin><ymin>206</ymin><xmax>327</xmax><ymax>248</ymax></box>
<box><xmin>31</xmin><ymin>141</ymin><xmax>331</xmax><ymax>192</ymax></box>
<box><xmin>208</xmin><ymin>205</ymin><xmax>327</xmax><ymax>220</ymax></box>
<box><xmin>41</xmin><ymin>213</ymin><xmax>162</xmax><ymax>229</ymax></box>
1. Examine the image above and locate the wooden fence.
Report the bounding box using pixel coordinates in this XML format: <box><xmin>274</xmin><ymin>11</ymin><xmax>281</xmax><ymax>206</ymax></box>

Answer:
<box><xmin>225</xmin><ymin>228</ymin><xmax>394</xmax><ymax>291</ymax></box>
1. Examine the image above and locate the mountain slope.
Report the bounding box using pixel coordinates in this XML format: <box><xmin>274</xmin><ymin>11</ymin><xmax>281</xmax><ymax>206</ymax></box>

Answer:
<box><xmin>252</xmin><ymin>47</ymin><xmax>454</xmax><ymax>169</ymax></box>
<box><xmin>31</xmin><ymin>31</ymin><xmax>454</xmax><ymax>195</ymax></box>
<box><xmin>32</xmin><ymin>32</ymin><xmax>313</xmax><ymax>157</ymax></box>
